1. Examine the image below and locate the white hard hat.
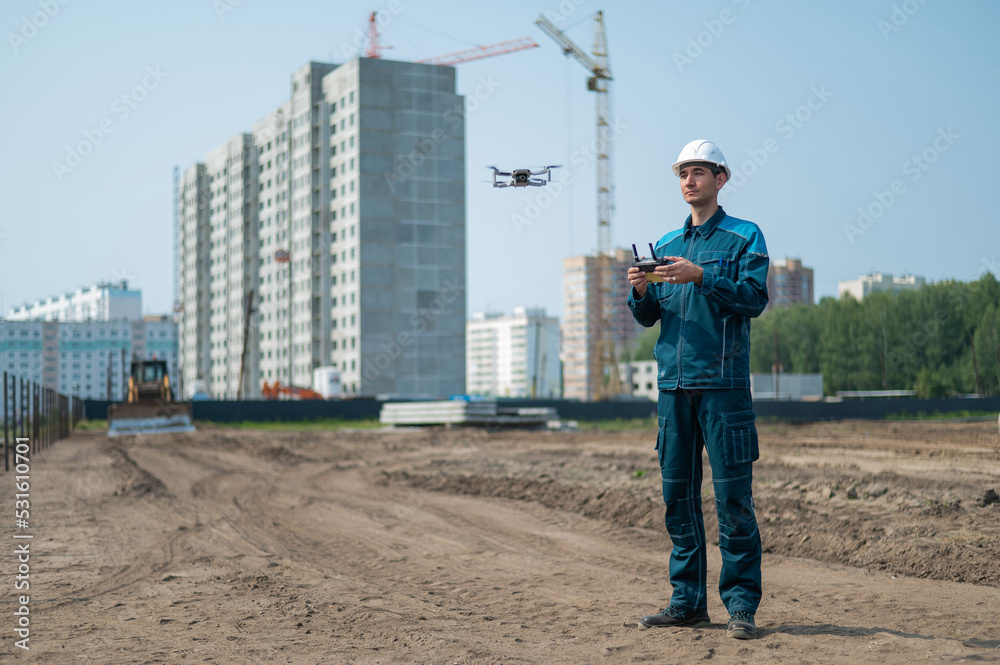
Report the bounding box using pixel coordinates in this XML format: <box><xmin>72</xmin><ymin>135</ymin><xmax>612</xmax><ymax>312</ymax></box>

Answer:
<box><xmin>672</xmin><ymin>139</ymin><xmax>731</xmax><ymax>179</ymax></box>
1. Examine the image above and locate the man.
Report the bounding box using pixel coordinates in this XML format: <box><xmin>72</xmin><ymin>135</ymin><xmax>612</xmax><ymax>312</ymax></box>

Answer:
<box><xmin>627</xmin><ymin>139</ymin><xmax>769</xmax><ymax>640</ymax></box>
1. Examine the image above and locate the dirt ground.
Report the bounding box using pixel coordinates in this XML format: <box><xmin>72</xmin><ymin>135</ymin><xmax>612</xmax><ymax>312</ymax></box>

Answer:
<box><xmin>3</xmin><ymin>418</ymin><xmax>1000</xmax><ymax>663</ymax></box>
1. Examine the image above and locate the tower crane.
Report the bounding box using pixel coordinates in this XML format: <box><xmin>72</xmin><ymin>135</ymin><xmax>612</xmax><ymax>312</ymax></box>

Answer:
<box><xmin>535</xmin><ymin>11</ymin><xmax>620</xmax><ymax>400</ymax></box>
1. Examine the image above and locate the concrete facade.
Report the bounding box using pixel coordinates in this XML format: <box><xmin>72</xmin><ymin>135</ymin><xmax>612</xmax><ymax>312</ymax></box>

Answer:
<box><xmin>467</xmin><ymin>308</ymin><xmax>561</xmax><ymax>398</ymax></box>
<box><xmin>177</xmin><ymin>58</ymin><xmax>466</xmax><ymax>400</ymax></box>
<box><xmin>177</xmin><ymin>163</ymin><xmax>210</xmax><ymax>398</ymax></box>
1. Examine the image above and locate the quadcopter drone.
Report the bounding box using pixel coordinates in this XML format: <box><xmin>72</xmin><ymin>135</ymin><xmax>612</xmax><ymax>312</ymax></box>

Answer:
<box><xmin>489</xmin><ymin>165</ymin><xmax>561</xmax><ymax>188</ymax></box>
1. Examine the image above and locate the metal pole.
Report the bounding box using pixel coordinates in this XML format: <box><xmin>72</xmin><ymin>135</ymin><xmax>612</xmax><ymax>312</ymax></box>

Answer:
<box><xmin>238</xmin><ymin>289</ymin><xmax>255</xmax><ymax>400</ymax></box>
<box><xmin>121</xmin><ymin>347</ymin><xmax>127</xmax><ymax>402</ymax></box>
<box><xmin>12</xmin><ymin>375</ymin><xmax>17</xmax><ymax>445</ymax></box>
<box><xmin>33</xmin><ymin>384</ymin><xmax>38</xmax><ymax>455</ymax></box>
<box><xmin>3</xmin><ymin>372</ymin><xmax>7</xmax><ymax>472</ymax></box>
<box><xmin>970</xmin><ymin>334</ymin><xmax>983</xmax><ymax>396</ymax></box>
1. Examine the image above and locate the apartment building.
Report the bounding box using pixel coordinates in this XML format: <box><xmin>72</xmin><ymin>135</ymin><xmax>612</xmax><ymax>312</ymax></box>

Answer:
<box><xmin>7</xmin><ymin>280</ymin><xmax>141</xmax><ymax>322</ymax></box>
<box><xmin>765</xmin><ymin>257</ymin><xmax>814</xmax><ymax>311</ymax></box>
<box><xmin>467</xmin><ymin>308</ymin><xmax>561</xmax><ymax>398</ymax></box>
<box><xmin>178</xmin><ymin>57</ymin><xmax>466</xmax><ymax>399</ymax></box>
<box><xmin>0</xmin><ymin>317</ymin><xmax>178</xmax><ymax>401</ymax></box>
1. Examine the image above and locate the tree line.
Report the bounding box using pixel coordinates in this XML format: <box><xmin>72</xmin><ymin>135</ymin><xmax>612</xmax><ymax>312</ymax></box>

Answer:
<box><xmin>629</xmin><ymin>273</ymin><xmax>1000</xmax><ymax>397</ymax></box>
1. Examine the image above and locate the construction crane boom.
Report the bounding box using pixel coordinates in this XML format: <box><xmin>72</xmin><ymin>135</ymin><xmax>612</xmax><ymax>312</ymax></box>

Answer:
<box><xmin>418</xmin><ymin>37</ymin><xmax>539</xmax><ymax>66</ymax></box>
<box><xmin>534</xmin><ymin>16</ymin><xmax>609</xmax><ymax>81</ymax></box>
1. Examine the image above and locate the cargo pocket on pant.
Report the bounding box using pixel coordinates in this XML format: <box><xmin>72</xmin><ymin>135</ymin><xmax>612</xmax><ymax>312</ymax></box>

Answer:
<box><xmin>721</xmin><ymin>410</ymin><xmax>759</xmax><ymax>466</ymax></box>
<box><xmin>655</xmin><ymin>416</ymin><xmax>667</xmax><ymax>470</ymax></box>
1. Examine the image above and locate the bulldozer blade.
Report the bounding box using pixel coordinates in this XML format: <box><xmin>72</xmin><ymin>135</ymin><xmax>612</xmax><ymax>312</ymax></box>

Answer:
<box><xmin>107</xmin><ymin>402</ymin><xmax>196</xmax><ymax>437</ymax></box>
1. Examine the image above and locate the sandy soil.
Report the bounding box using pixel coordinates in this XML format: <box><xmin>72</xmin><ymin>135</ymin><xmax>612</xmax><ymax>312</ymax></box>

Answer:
<box><xmin>3</xmin><ymin>419</ymin><xmax>999</xmax><ymax>663</ymax></box>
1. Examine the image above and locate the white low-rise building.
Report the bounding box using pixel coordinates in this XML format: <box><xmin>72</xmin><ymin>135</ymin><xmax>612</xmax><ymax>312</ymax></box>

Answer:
<box><xmin>7</xmin><ymin>280</ymin><xmax>141</xmax><ymax>322</ymax></box>
<box><xmin>619</xmin><ymin>360</ymin><xmax>659</xmax><ymax>401</ymax></box>
<box><xmin>838</xmin><ymin>273</ymin><xmax>925</xmax><ymax>301</ymax></box>
<box><xmin>467</xmin><ymin>308</ymin><xmax>561</xmax><ymax>398</ymax></box>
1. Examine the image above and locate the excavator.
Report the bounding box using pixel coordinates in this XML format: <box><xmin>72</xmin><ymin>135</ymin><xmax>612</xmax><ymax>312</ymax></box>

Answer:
<box><xmin>261</xmin><ymin>381</ymin><xmax>324</xmax><ymax>400</ymax></box>
<box><xmin>107</xmin><ymin>359</ymin><xmax>195</xmax><ymax>437</ymax></box>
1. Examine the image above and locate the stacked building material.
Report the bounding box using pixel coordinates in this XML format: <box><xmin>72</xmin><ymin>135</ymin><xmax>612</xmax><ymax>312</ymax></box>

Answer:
<box><xmin>379</xmin><ymin>400</ymin><xmax>557</xmax><ymax>427</ymax></box>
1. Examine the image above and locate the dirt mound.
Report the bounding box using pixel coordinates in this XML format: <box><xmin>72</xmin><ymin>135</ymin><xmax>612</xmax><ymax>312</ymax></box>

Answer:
<box><xmin>386</xmin><ymin>432</ymin><xmax>1000</xmax><ymax>588</ymax></box>
<box><xmin>385</xmin><ymin>470</ymin><xmax>665</xmax><ymax>530</ymax></box>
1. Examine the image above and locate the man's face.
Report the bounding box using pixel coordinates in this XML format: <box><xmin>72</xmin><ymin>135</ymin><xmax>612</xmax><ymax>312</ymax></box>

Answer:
<box><xmin>678</xmin><ymin>163</ymin><xmax>727</xmax><ymax>206</ymax></box>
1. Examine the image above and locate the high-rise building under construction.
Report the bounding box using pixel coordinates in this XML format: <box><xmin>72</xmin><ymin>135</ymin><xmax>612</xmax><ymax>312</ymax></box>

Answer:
<box><xmin>177</xmin><ymin>58</ymin><xmax>467</xmax><ymax>399</ymax></box>
<box><xmin>561</xmin><ymin>248</ymin><xmax>642</xmax><ymax>401</ymax></box>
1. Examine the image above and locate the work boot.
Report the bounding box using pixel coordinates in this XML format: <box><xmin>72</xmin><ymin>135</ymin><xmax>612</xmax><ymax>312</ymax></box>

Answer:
<box><xmin>727</xmin><ymin>610</ymin><xmax>757</xmax><ymax>639</ymax></box>
<box><xmin>638</xmin><ymin>605</ymin><xmax>711</xmax><ymax>629</ymax></box>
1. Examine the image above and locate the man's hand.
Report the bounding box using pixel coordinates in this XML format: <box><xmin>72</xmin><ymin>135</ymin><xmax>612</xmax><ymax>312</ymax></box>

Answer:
<box><xmin>657</xmin><ymin>256</ymin><xmax>704</xmax><ymax>287</ymax></box>
<box><xmin>627</xmin><ymin>266</ymin><xmax>649</xmax><ymax>299</ymax></box>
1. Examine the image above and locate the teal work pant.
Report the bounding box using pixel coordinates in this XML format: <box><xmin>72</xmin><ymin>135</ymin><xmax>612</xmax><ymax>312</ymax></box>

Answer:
<box><xmin>655</xmin><ymin>388</ymin><xmax>762</xmax><ymax>615</ymax></box>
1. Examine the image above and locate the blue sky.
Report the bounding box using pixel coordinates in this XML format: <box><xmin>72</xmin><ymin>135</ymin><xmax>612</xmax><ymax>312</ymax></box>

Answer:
<box><xmin>3</xmin><ymin>0</ymin><xmax>998</xmax><ymax>319</ymax></box>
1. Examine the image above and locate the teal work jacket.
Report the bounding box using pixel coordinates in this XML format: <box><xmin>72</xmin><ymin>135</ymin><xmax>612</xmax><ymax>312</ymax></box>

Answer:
<box><xmin>628</xmin><ymin>207</ymin><xmax>770</xmax><ymax>389</ymax></box>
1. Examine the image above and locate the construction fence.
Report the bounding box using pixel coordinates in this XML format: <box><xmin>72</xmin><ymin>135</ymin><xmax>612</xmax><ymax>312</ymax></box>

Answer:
<box><xmin>2</xmin><ymin>371</ymin><xmax>85</xmax><ymax>473</ymax></box>
<box><xmin>82</xmin><ymin>395</ymin><xmax>1000</xmax><ymax>424</ymax></box>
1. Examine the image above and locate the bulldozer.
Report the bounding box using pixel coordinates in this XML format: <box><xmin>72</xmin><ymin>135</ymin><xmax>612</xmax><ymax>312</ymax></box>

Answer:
<box><xmin>107</xmin><ymin>359</ymin><xmax>195</xmax><ymax>437</ymax></box>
